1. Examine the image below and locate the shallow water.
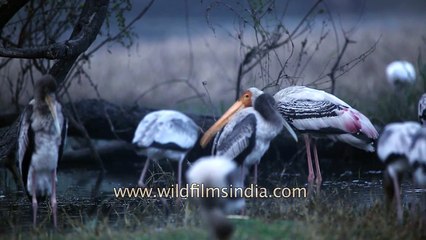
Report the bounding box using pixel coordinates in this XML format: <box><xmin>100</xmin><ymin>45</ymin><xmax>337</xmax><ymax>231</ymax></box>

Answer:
<box><xmin>0</xmin><ymin>154</ymin><xmax>425</xmax><ymax>233</ymax></box>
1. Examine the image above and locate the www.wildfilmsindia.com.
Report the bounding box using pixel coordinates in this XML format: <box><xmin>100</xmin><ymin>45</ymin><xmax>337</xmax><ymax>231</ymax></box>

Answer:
<box><xmin>113</xmin><ymin>184</ymin><xmax>307</xmax><ymax>199</ymax></box>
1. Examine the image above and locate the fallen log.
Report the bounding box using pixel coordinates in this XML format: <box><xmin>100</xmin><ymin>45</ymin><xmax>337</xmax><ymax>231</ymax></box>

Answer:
<box><xmin>0</xmin><ymin>99</ymin><xmax>217</xmax><ymax>161</ymax></box>
<box><xmin>0</xmin><ymin>98</ymin><xmax>382</xmax><ymax>180</ymax></box>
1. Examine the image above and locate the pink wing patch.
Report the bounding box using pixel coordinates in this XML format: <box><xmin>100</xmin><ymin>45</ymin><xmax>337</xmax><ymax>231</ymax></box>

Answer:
<box><xmin>339</xmin><ymin>108</ymin><xmax>362</xmax><ymax>134</ymax></box>
<box><xmin>340</xmin><ymin>107</ymin><xmax>378</xmax><ymax>139</ymax></box>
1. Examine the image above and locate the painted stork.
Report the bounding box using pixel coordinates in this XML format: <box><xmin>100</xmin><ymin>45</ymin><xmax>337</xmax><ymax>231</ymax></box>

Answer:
<box><xmin>385</xmin><ymin>60</ymin><xmax>416</xmax><ymax>87</ymax></box>
<box><xmin>418</xmin><ymin>93</ymin><xmax>426</xmax><ymax>125</ymax></box>
<box><xmin>408</xmin><ymin>128</ymin><xmax>426</xmax><ymax>187</ymax></box>
<box><xmin>200</xmin><ymin>87</ymin><xmax>296</xmax><ymax>184</ymax></box>
<box><xmin>274</xmin><ymin>86</ymin><xmax>379</xmax><ymax>185</ymax></box>
<box><xmin>132</xmin><ymin>110</ymin><xmax>199</xmax><ymax>188</ymax></box>
<box><xmin>18</xmin><ymin>75</ymin><xmax>67</xmax><ymax>228</ymax></box>
<box><xmin>377</xmin><ymin>121</ymin><xmax>421</xmax><ymax>222</ymax></box>
<box><xmin>186</xmin><ymin>156</ymin><xmax>244</xmax><ymax>240</ymax></box>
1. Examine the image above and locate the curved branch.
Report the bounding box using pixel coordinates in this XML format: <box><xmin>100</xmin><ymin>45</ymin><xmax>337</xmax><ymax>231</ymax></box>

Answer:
<box><xmin>0</xmin><ymin>0</ymin><xmax>29</xmax><ymax>32</ymax></box>
<box><xmin>49</xmin><ymin>0</ymin><xmax>109</xmax><ymax>85</ymax></box>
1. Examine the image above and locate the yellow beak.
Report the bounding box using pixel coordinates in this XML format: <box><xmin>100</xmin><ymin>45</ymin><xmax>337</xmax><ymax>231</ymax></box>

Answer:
<box><xmin>45</xmin><ymin>95</ymin><xmax>61</xmax><ymax>133</ymax></box>
<box><xmin>200</xmin><ymin>100</ymin><xmax>245</xmax><ymax>148</ymax></box>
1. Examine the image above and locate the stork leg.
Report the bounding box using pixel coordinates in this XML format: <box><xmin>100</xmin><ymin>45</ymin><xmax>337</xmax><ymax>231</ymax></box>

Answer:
<box><xmin>391</xmin><ymin>173</ymin><xmax>403</xmax><ymax>223</ymax></box>
<box><xmin>239</xmin><ymin>166</ymin><xmax>247</xmax><ymax>216</ymax></box>
<box><xmin>240</xmin><ymin>166</ymin><xmax>247</xmax><ymax>186</ymax></box>
<box><xmin>312</xmin><ymin>141</ymin><xmax>322</xmax><ymax>186</ymax></box>
<box><xmin>51</xmin><ymin>170</ymin><xmax>57</xmax><ymax>228</ymax></box>
<box><xmin>177</xmin><ymin>155</ymin><xmax>185</xmax><ymax>192</ymax></box>
<box><xmin>138</xmin><ymin>158</ymin><xmax>151</xmax><ymax>187</ymax></box>
<box><xmin>253</xmin><ymin>163</ymin><xmax>258</xmax><ymax>185</ymax></box>
<box><xmin>32</xmin><ymin>172</ymin><xmax>38</xmax><ymax>228</ymax></box>
<box><xmin>303</xmin><ymin>135</ymin><xmax>315</xmax><ymax>184</ymax></box>
<box><xmin>174</xmin><ymin>155</ymin><xmax>187</xmax><ymax>204</ymax></box>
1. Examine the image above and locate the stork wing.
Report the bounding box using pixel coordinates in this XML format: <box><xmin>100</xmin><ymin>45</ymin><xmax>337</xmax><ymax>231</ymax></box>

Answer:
<box><xmin>408</xmin><ymin>128</ymin><xmax>426</xmax><ymax>166</ymax></box>
<box><xmin>17</xmin><ymin>104</ymin><xmax>34</xmax><ymax>189</ymax></box>
<box><xmin>58</xmin><ymin>117</ymin><xmax>68</xmax><ymax>162</ymax></box>
<box><xmin>133</xmin><ymin>111</ymin><xmax>199</xmax><ymax>151</ymax></box>
<box><xmin>213</xmin><ymin>113</ymin><xmax>256</xmax><ymax>165</ymax></box>
<box><xmin>153</xmin><ymin>118</ymin><xmax>199</xmax><ymax>150</ymax></box>
<box><xmin>276</xmin><ymin>99</ymin><xmax>359</xmax><ymax>134</ymax></box>
<box><xmin>377</xmin><ymin>122</ymin><xmax>421</xmax><ymax>162</ymax></box>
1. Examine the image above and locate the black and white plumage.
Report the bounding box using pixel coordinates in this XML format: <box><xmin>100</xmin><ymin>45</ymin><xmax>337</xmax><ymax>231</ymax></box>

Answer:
<box><xmin>377</xmin><ymin>121</ymin><xmax>421</xmax><ymax>222</ymax></box>
<box><xmin>418</xmin><ymin>93</ymin><xmax>426</xmax><ymax>125</ymax></box>
<box><xmin>386</xmin><ymin>60</ymin><xmax>416</xmax><ymax>87</ymax></box>
<box><xmin>274</xmin><ymin>86</ymin><xmax>379</xmax><ymax>185</ymax></box>
<box><xmin>18</xmin><ymin>75</ymin><xmax>67</xmax><ymax>228</ymax></box>
<box><xmin>200</xmin><ymin>87</ymin><xmax>295</xmax><ymax>184</ymax></box>
<box><xmin>408</xmin><ymin>128</ymin><xmax>426</xmax><ymax>187</ymax></box>
<box><xmin>186</xmin><ymin>156</ymin><xmax>244</xmax><ymax>240</ymax></box>
<box><xmin>132</xmin><ymin>110</ymin><xmax>199</xmax><ymax>188</ymax></box>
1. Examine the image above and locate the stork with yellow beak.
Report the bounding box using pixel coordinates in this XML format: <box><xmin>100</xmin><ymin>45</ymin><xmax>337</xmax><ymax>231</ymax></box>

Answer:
<box><xmin>200</xmin><ymin>87</ymin><xmax>297</xmax><ymax>184</ymax></box>
<box><xmin>17</xmin><ymin>74</ymin><xmax>67</xmax><ymax>228</ymax></box>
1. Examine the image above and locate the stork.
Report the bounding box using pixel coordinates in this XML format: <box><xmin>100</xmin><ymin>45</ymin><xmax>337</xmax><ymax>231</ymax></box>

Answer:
<box><xmin>274</xmin><ymin>86</ymin><xmax>379</xmax><ymax>185</ymax></box>
<box><xmin>186</xmin><ymin>156</ymin><xmax>244</xmax><ymax>240</ymax></box>
<box><xmin>418</xmin><ymin>93</ymin><xmax>426</xmax><ymax>125</ymax></box>
<box><xmin>200</xmin><ymin>87</ymin><xmax>296</xmax><ymax>184</ymax></box>
<box><xmin>132</xmin><ymin>110</ymin><xmax>199</xmax><ymax>188</ymax></box>
<box><xmin>408</xmin><ymin>128</ymin><xmax>426</xmax><ymax>187</ymax></box>
<box><xmin>18</xmin><ymin>74</ymin><xmax>67</xmax><ymax>228</ymax></box>
<box><xmin>377</xmin><ymin>121</ymin><xmax>421</xmax><ymax>222</ymax></box>
<box><xmin>385</xmin><ymin>60</ymin><xmax>416</xmax><ymax>88</ymax></box>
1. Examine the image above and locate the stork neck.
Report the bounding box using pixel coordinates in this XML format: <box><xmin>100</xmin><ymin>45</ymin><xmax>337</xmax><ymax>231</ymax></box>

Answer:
<box><xmin>254</xmin><ymin>94</ymin><xmax>282</xmax><ymax>125</ymax></box>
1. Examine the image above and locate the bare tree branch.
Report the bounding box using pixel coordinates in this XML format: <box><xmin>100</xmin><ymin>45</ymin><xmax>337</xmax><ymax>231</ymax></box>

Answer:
<box><xmin>328</xmin><ymin>37</ymin><xmax>354</xmax><ymax>94</ymax></box>
<box><xmin>87</xmin><ymin>0</ymin><xmax>155</xmax><ymax>56</ymax></box>
<box><xmin>0</xmin><ymin>0</ymin><xmax>29</xmax><ymax>32</ymax></box>
<box><xmin>234</xmin><ymin>0</ymin><xmax>324</xmax><ymax>100</ymax></box>
<box><xmin>49</xmin><ymin>0</ymin><xmax>109</xmax><ymax>85</ymax></box>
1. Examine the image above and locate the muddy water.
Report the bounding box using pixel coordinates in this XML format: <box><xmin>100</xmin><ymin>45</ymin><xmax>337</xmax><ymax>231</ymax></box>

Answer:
<box><xmin>0</xmin><ymin>155</ymin><xmax>425</xmax><ymax>233</ymax></box>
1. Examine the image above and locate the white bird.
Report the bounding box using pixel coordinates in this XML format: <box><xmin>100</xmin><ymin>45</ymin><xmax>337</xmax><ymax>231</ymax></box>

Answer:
<box><xmin>186</xmin><ymin>155</ymin><xmax>244</xmax><ymax>240</ymax></box>
<box><xmin>274</xmin><ymin>86</ymin><xmax>379</xmax><ymax>185</ymax></box>
<box><xmin>132</xmin><ymin>110</ymin><xmax>199</xmax><ymax>188</ymax></box>
<box><xmin>418</xmin><ymin>93</ymin><xmax>426</xmax><ymax>125</ymax></box>
<box><xmin>18</xmin><ymin>75</ymin><xmax>67</xmax><ymax>228</ymax></box>
<box><xmin>200</xmin><ymin>87</ymin><xmax>296</xmax><ymax>185</ymax></box>
<box><xmin>386</xmin><ymin>60</ymin><xmax>416</xmax><ymax>87</ymax></box>
<box><xmin>377</xmin><ymin>121</ymin><xmax>421</xmax><ymax>222</ymax></box>
<box><xmin>408</xmin><ymin>128</ymin><xmax>426</xmax><ymax>187</ymax></box>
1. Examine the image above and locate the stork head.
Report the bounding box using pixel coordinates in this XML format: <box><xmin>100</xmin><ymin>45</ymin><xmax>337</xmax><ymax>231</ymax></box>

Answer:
<box><xmin>35</xmin><ymin>75</ymin><xmax>61</xmax><ymax>133</ymax></box>
<box><xmin>199</xmin><ymin>88</ymin><xmax>263</xmax><ymax>148</ymax></box>
<box><xmin>35</xmin><ymin>74</ymin><xmax>57</xmax><ymax>100</ymax></box>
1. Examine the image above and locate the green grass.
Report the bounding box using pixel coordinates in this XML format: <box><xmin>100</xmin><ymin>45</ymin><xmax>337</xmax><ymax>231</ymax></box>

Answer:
<box><xmin>3</xmin><ymin>192</ymin><xmax>425</xmax><ymax>240</ymax></box>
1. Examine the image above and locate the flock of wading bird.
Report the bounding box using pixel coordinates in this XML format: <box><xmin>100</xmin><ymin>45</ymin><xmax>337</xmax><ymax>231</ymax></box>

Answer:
<box><xmin>7</xmin><ymin>60</ymin><xmax>426</xmax><ymax>239</ymax></box>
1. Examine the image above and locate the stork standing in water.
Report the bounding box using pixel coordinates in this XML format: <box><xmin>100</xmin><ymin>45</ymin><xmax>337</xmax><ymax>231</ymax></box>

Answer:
<box><xmin>274</xmin><ymin>86</ymin><xmax>378</xmax><ymax>185</ymax></box>
<box><xmin>200</xmin><ymin>87</ymin><xmax>296</xmax><ymax>184</ymax></box>
<box><xmin>418</xmin><ymin>93</ymin><xmax>426</xmax><ymax>125</ymax></box>
<box><xmin>408</xmin><ymin>128</ymin><xmax>426</xmax><ymax>187</ymax></box>
<box><xmin>385</xmin><ymin>60</ymin><xmax>416</xmax><ymax>88</ymax></box>
<box><xmin>18</xmin><ymin>75</ymin><xmax>67</xmax><ymax>228</ymax></box>
<box><xmin>377</xmin><ymin>122</ymin><xmax>421</xmax><ymax>222</ymax></box>
<box><xmin>186</xmin><ymin>156</ymin><xmax>244</xmax><ymax>240</ymax></box>
<box><xmin>132</xmin><ymin>110</ymin><xmax>199</xmax><ymax>188</ymax></box>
